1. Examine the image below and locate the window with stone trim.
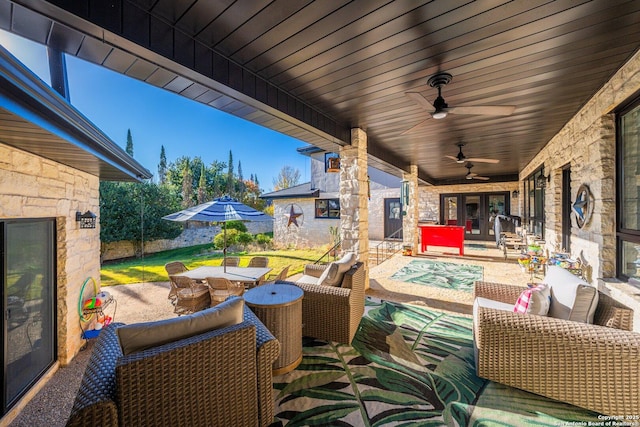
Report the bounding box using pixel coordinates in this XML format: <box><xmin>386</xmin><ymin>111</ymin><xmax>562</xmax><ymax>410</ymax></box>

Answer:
<box><xmin>315</xmin><ymin>199</ymin><xmax>340</xmax><ymax>218</ymax></box>
<box><xmin>617</xmin><ymin>93</ymin><xmax>640</xmax><ymax>282</ymax></box>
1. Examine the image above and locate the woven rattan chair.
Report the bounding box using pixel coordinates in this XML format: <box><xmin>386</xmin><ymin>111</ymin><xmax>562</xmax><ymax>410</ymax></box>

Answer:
<box><xmin>206</xmin><ymin>277</ymin><xmax>245</xmax><ymax>306</ymax></box>
<box><xmin>66</xmin><ymin>301</ymin><xmax>280</xmax><ymax>427</ymax></box>
<box><xmin>165</xmin><ymin>262</ymin><xmax>188</xmax><ymax>303</ymax></box>
<box><xmin>248</xmin><ymin>256</ymin><xmax>269</xmax><ymax>268</ymax></box>
<box><xmin>291</xmin><ymin>261</ymin><xmax>366</xmax><ymax>344</ymax></box>
<box><xmin>170</xmin><ymin>275</ymin><xmax>211</xmax><ymax>315</ymax></box>
<box><xmin>260</xmin><ymin>265</ymin><xmax>290</xmax><ymax>285</ymax></box>
<box><xmin>221</xmin><ymin>256</ymin><xmax>240</xmax><ymax>267</ymax></box>
<box><xmin>474</xmin><ymin>278</ymin><xmax>639</xmax><ymax>416</ymax></box>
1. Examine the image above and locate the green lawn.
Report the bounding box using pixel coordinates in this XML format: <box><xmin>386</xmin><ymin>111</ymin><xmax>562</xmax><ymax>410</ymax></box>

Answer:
<box><xmin>100</xmin><ymin>244</ymin><xmax>326</xmax><ymax>286</ymax></box>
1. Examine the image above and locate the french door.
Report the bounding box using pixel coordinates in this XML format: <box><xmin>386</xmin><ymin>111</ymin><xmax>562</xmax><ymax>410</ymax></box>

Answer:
<box><xmin>1</xmin><ymin>219</ymin><xmax>56</xmax><ymax>415</ymax></box>
<box><xmin>441</xmin><ymin>192</ymin><xmax>510</xmax><ymax>241</ymax></box>
<box><xmin>384</xmin><ymin>198</ymin><xmax>403</xmax><ymax>239</ymax></box>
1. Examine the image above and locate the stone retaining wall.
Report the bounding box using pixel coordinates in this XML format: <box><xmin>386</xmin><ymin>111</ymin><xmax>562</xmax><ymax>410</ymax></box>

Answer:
<box><xmin>101</xmin><ymin>220</ymin><xmax>273</xmax><ymax>261</ymax></box>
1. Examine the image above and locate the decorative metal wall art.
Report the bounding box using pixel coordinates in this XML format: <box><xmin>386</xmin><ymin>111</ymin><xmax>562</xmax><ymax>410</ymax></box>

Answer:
<box><xmin>572</xmin><ymin>184</ymin><xmax>591</xmax><ymax>228</ymax></box>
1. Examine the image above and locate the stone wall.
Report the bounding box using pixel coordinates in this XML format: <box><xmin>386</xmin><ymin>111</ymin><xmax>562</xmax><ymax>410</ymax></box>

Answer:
<box><xmin>368</xmin><ymin>188</ymin><xmax>401</xmax><ymax>240</ymax></box>
<box><xmin>0</xmin><ymin>143</ymin><xmax>100</xmax><ymax>365</ymax></box>
<box><xmin>520</xmin><ymin>48</ymin><xmax>640</xmax><ymax>283</ymax></box>
<box><xmin>101</xmin><ymin>220</ymin><xmax>273</xmax><ymax>261</ymax></box>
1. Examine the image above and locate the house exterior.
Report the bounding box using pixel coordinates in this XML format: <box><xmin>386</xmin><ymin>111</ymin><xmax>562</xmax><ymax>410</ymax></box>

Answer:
<box><xmin>0</xmin><ymin>46</ymin><xmax>151</xmax><ymax>418</ymax></box>
<box><xmin>262</xmin><ymin>146</ymin><xmax>404</xmax><ymax>248</ymax></box>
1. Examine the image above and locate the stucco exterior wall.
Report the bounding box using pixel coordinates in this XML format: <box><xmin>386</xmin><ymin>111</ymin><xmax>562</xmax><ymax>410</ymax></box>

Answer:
<box><xmin>0</xmin><ymin>143</ymin><xmax>99</xmax><ymax>364</ymax></box>
<box><xmin>368</xmin><ymin>188</ymin><xmax>401</xmax><ymax>240</ymax></box>
<box><xmin>521</xmin><ymin>48</ymin><xmax>640</xmax><ymax>283</ymax></box>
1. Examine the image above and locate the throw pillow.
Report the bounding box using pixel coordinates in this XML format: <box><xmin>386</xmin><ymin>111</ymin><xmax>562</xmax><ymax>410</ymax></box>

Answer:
<box><xmin>117</xmin><ymin>297</ymin><xmax>244</xmax><ymax>355</ymax></box>
<box><xmin>568</xmin><ymin>285</ymin><xmax>598</xmax><ymax>323</ymax></box>
<box><xmin>513</xmin><ymin>284</ymin><xmax>551</xmax><ymax>315</ymax></box>
<box><xmin>318</xmin><ymin>263</ymin><xmax>341</xmax><ymax>286</ymax></box>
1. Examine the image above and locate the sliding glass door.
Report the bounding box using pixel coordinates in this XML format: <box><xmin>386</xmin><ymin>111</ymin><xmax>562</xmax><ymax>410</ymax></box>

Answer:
<box><xmin>2</xmin><ymin>219</ymin><xmax>56</xmax><ymax>414</ymax></box>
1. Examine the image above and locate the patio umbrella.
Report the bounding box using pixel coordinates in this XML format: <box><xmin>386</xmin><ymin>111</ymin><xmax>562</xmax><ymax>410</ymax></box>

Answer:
<box><xmin>162</xmin><ymin>195</ymin><xmax>273</xmax><ymax>271</ymax></box>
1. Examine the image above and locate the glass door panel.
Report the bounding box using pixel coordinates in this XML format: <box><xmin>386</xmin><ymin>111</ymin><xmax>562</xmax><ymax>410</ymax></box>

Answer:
<box><xmin>3</xmin><ymin>220</ymin><xmax>56</xmax><ymax>412</ymax></box>
<box><xmin>443</xmin><ymin>196</ymin><xmax>458</xmax><ymax>225</ymax></box>
<box><xmin>463</xmin><ymin>195</ymin><xmax>481</xmax><ymax>236</ymax></box>
<box><xmin>487</xmin><ymin>194</ymin><xmax>506</xmax><ymax>237</ymax></box>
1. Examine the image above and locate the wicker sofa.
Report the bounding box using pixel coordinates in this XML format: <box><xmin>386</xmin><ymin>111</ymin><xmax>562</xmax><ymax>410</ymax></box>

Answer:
<box><xmin>290</xmin><ymin>260</ymin><xmax>366</xmax><ymax>344</ymax></box>
<box><xmin>66</xmin><ymin>298</ymin><xmax>279</xmax><ymax>427</ymax></box>
<box><xmin>473</xmin><ymin>266</ymin><xmax>639</xmax><ymax>416</ymax></box>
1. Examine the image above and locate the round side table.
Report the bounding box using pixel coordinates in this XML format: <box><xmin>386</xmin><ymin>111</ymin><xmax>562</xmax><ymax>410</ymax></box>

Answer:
<box><xmin>244</xmin><ymin>283</ymin><xmax>303</xmax><ymax>375</ymax></box>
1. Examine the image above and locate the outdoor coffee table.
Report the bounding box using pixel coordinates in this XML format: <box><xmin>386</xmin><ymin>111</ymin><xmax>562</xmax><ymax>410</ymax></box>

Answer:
<box><xmin>243</xmin><ymin>283</ymin><xmax>303</xmax><ymax>375</ymax></box>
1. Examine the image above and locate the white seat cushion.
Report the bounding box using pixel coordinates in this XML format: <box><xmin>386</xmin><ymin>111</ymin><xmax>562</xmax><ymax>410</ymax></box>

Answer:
<box><xmin>296</xmin><ymin>274</ymin><xmax>320</xmax><ymax>286</ymax></box>
<box><xmin>473</xmin><ymin>297</ymin><xmax>514</xmax><ymax>320</ymax></box>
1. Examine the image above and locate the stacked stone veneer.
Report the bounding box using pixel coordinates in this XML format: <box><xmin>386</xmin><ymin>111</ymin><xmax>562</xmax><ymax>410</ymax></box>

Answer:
<box><xmin>521</xmin><ymin>48</ymin><xmax>640</xmax><ymax>285</ymax></box>
<box><xmin>101</xmin><ymin>220</ymin><xmax>273</xmax><ymax>261</ymax></box>
<box><xmin>0</xmin><ymin>143</ymin><xmax>99</xmax><ymax>365</ymax></box>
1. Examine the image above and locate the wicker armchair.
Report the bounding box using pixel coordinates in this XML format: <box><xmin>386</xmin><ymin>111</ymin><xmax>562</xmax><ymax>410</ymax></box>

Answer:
<box><xmin>291</xmin><ymin>261</ymin><xmax>366</xmax><ymax>343</ymax></box>
<box><xmin>165</xmin><ymin>261</ymin><xmax>188</xmax><ymax>303</ymax></box>
<box><xmin>206</xmin><ymin>277</ymin><xmax>245</xmax><ymax>306</ymax></box>
<box><xmin>66</xmin><ymin>302</ymin><xmax>280</xmax><ymax>427</ymax></box>
<box><xmin>473</xmin><ymin>279</ymin><xmax>639</xmax><ymax>416</ymax></box>
<box><xmin>170</xmin><ymin>275</ymin><xmax>211</xmax><ymax>315</ymax></box>
<box><xmin>248</xmin><ymin>256</ymin><xmax>269</xmax><ymax>268</ymax></box>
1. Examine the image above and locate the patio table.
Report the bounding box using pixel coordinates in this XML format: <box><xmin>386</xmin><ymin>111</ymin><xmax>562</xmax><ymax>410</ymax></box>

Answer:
<box><xmin>181</xmin><ymin>266</ymin><xmax>272</xmax><ymax>287</ymax></box>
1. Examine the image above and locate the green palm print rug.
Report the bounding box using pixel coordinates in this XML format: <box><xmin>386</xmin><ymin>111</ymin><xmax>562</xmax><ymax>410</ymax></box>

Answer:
<box><xmin>390</xmin><ymin>259</ymin><xmax>483</xmax><ymax>292</ymax></box>
<box><xmin>271</xmin><ymin>299</ymin><xmax>598</xmax><ymax>426</ymax></box>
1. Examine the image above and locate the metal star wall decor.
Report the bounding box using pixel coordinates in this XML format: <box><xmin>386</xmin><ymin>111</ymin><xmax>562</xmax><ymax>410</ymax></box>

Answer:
<box><xmin>572</xmin><ymin>184</ymin><xmax>591</xmax><ymax>228</ymax></box>
<box><xmin>285</xmin><ymin>204</ymin><xmax>304</xmax><ymax>227</ymax></box>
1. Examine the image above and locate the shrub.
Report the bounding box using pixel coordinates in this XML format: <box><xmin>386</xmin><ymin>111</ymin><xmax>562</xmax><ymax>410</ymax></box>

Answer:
<box><xmin>222</xmin><ymin>220</ymin><xmax>247</xmax><ymax>232</ymax></box>
<box><xmin>236</xmin><ymin>232</ymin><xmax>254</xmax><ymax>247</ymax></box>
<box><xmin>255</xmin><ymin>233</ymin><xmax>272</xmax><ymax>245</ymax></box>
<box><xmin>213</xmin><ymin>228</ymin><xmax>239</xmax><ymax>249</ymax></box>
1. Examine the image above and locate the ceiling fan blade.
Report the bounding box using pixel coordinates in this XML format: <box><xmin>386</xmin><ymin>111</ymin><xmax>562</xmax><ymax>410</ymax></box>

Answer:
<box><xmin>465</xmin><ymin>157</ymin><xmax>500</xmax><ymax>164</ymax></box>
<box><xmin>406</xmin><ymin>92</ymin><xmax>435</xmax><ymax>112</ymax></box>
<box><xmin>444</xmin><ymin>155</ymin><xmax>459</xmax><ymax>161</ymax></box>
<box><xmin>473</xmin><ymin>176</ymin><xmax>490</xmax><ymax>180</ymax></box>
<box><xmin>448</xmin><ymin>105</ymin><xmax>516</xmax><ymax>116</ymax></box>
<box><xmin>401</xmin><ymin>118</ymin><xmax>430</xmax><ymax>135</ymax></box>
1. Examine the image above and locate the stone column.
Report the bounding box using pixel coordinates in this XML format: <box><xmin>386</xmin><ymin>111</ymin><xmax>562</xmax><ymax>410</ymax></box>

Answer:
<box><xmin>402</xmin><ymin>165</ymin><xmax>419</xmax><ymax>254</ymax></box>
<box><xmin>340</xmin><ymin>128</ymin><xmax>370</xmax><ymax>288</ymax></box>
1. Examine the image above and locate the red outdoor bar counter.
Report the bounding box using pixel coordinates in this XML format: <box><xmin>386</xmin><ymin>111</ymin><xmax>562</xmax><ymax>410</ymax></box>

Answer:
<box><xmin>418</xmin><ymin>224</ymin><xmax>465</xmax><ymax>256</ymax></box>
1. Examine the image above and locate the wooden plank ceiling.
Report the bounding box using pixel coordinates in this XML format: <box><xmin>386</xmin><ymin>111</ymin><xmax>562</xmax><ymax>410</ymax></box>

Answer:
<box><xmin>4</xmin><ymin>0</ymin><xmax>640</xmax><ymax>184</ymax></box>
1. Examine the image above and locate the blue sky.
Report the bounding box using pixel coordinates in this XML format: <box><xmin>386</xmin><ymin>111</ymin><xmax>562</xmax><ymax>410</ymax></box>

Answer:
<box><xmin>0</xmin><ymin>30</ymin><xmax>310</xmax><ymax>191</ymax></box>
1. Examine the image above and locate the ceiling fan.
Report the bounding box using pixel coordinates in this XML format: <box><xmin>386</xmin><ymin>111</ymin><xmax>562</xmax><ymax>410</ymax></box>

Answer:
<box><xmin>465</xmin><ymin>163</ymin><xmax>489</xmax><ymax>181</ymax></box>
<box><xmin>446</xmin><ymin>143</ymin><xmax>499</xmax><ymax>164</ymax></box>
<box><xmin>403</xmin><ymin>72</ymin><xmax>516</xmax><ymax>134</ymax></box>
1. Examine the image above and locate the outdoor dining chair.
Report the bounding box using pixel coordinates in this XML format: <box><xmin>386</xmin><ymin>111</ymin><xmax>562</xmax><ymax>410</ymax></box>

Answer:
<box><xmin>165</xmin><ymin>261</ymin><xmax>188</xmax><ymax>304</ymax></box>
<box><xmin>169</xmin><ymin>275</ymin><xmax>211</xmax><ymax>315</ymax></box>
<box><xmin>206</xmin><ymin>277</ymin><xmax>245</xmax><ymax>306</ymax></box>
<box><xmin>260</xmin><ymin>265</ymin><xmax>290</xmax><ymax>285</ymax></box>
<box><xmin>248</xmin><ymin>256</ymin><xmax>269</xmax><ymax>268</ymax></box>
<box><xmin>221</xmin><ymin>256</ymin><xmax>240</xmax><ymax>267</ymax></box>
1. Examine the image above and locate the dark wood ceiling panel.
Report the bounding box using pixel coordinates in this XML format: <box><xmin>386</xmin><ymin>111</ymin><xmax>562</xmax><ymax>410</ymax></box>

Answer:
<box><xmin>8</xmin><ymin>0</ymin><xmax>640</xmax><ymax>184</ymax></box>
<box><xmin>230</xmin><ymin>0</ymin><xmax>346</xmax><ymax>65</ymax></box>
<box><xmin>215</xmin><ymin>0</ymin><xmax>312</xmax><ymax>58</ymax></box>
<box><xmin>194</xmin><ymin>0</ymin><xmax>273</xmax><ymax>49</ymax></box>
<box><xmin>0</xmin><ymin>1</ymin><xmax>11</xmax><ymax>30</ymax></box>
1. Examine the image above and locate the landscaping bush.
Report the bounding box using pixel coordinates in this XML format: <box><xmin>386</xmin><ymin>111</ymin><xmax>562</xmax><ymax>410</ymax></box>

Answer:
<box><xmin>213</xmin><ymin>228</ymin><xmax>239</xmax><ymax>249</ymax></box>
<box><xmin>222</xmin><ymin>220</ymin><xmax>247</xmax><ymax>232</ymax></box>
<box><xmin>236</xmin><ymin>232</ymin><xmax>254</xmax><ymax>247</ymax></box>
<box><xmin>255</xmin><ymin>233</ymin><xmax>272</xmax><ymax>245</ymax></box>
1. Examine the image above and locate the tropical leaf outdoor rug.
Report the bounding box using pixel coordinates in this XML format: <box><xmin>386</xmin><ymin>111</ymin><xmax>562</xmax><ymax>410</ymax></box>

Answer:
<box><xmin>271</xmin><ymin>299</ymin><xmax>597</xmax><ymax>426</ymax></box>
<box><xmin>390</xmin><ymin>260</ymin><xmax>483</xmax><ymax>292</ymax></box>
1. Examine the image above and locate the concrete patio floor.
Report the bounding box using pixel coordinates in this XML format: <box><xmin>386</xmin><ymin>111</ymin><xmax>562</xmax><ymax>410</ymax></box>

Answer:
<box><xmin>8</xmin><ymin>245</ymin><xmax>531</xmax><ymax>426</ymax></box>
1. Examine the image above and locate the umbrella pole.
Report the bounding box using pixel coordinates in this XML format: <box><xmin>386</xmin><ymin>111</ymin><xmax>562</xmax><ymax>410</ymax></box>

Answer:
<box><xmin>223</xmin><ymin>224</ymin><xmax>227</xmax><ymax>273</ymax></box>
